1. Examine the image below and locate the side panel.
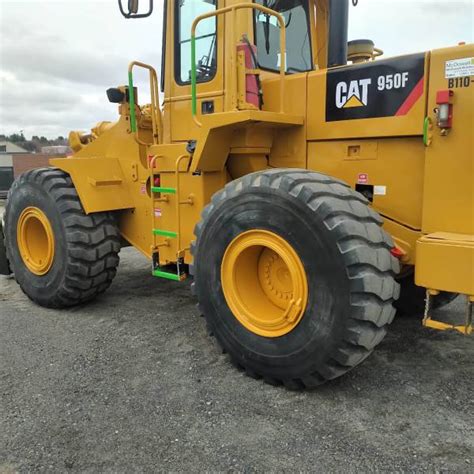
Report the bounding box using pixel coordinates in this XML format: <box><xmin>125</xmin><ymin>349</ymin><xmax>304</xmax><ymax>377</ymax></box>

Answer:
<box><xmin>416</xmin><ymin>233</ymin><xmax>474</xmax><ymax>296</ymax></box>
<box><xmin>422</xmin><ymin>45</ymin><xmax>474</xmax><ymax>235</ymax></box>
<box><xmin>307</xmin><ymin>137</ymin><xmax>425</xmax><ymax>230</ymax></box>
<box><xmin>307</xmin><ymin>53</ymin><xmax>428</xmax><ymax>140</ymax></box>
<box><xmin>261</xmin><ymin>74</ymin><xmax>308</xmax><ymax>169</ymax></box>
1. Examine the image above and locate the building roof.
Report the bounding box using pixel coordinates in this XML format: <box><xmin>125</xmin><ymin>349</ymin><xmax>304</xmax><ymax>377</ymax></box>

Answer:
<box><xmin>0</xmin><ymin>141</ymin><xmax>28</xmax><ymax>154</ymax></box>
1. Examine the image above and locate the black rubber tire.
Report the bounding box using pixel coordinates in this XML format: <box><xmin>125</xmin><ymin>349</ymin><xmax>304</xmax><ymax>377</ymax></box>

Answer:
<box><xmin>4</xmin><ymin>168</ymin><xmax>121</xmax><ymax>308</ymax></box>
<box><xmin>191</xmin><ymin>169</ymin><xmax>400</xmax><ymax>389</ymax></box>
<box><xmin>395</xmin><ymin>269</ymin><xmax>458</xmax><ymax>316</ymax></box>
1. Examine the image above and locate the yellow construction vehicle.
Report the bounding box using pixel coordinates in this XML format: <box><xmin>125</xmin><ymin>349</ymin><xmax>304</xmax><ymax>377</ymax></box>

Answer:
<box><xmin>1</xmin><ymin>0</ymin><xmax>472</xmax><ymax>389</ymax></box>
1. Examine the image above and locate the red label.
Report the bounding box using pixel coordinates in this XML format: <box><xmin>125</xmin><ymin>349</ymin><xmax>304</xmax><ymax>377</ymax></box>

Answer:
<box><xmin>357</xmin><ymin>173</ymin><xmax>369</xmax><ymax>184</ymax></box>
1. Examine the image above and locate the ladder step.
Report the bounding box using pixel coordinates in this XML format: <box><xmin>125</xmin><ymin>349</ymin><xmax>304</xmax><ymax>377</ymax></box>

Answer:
<box><xmin>153</xmin><ymin>229</ymin><xmax>178</xmax><ymax>238</ymax></box>
<box><xmin>152</xmin><ymin>269</ymin><xmax>184</xmax><ymax>281</ymax></box>
<box><xmin>152</xmin><ymin>186</ymin><xmax>176</xmax><ymax>194</ymax></box>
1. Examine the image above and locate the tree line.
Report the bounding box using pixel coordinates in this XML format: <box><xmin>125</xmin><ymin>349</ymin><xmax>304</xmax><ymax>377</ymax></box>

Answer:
<box><xmin>0</xmin><ymin>133</ymin><xmax>68</xmax><ymax>153</ymax></box>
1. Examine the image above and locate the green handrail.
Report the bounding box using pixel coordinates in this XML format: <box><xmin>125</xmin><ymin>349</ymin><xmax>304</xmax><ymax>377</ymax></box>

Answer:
<box><xmin>423</xmin><ymin>116</ymin><xmax>430</xmax><ymax>146</ymax></box>
<box><xmin>128</xmin><ymin>71</ymin><xmax>137</xmax><ymax>133</ymax></box>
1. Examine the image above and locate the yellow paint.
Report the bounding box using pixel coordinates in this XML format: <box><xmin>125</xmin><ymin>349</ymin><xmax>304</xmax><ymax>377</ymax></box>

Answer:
<box><xmin>422</xmin><ymin>45</ymin><xmax>474</xmax><ymax>235</ymax></box>
<box><xmin>221</xmin><ymin>230</ymin><xmax>308</xmax><ymax>337</ymax></box>
<box><xmin>17</xmin><ymin>207</ymin><xmax>55</xmax><ymax>276</ymax></box>
<box><xmin>308</xmin><ymin>138</ymin><xmax>426</xmax><ymax>234</ymax></box>
<box><xmin>51</xmin><ymin>157</ymin><xmax>134</xmax><ymax>214</ymax></box>
<box><xmin>415</xmin><ymin>232</ymin><xmax>474</xmax><ymax>297</ymax></box>
<box><xmin>423</xmin><ymin>318</ymin><xmax>472</xmax><ymax>335</ymax></box>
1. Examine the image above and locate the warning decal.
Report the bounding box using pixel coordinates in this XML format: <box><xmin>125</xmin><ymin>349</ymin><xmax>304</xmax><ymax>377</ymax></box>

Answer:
<box><xmin>326</xmin><ymin>53</ymin><xmax>426</xmax><ymax>122</ymax></box>
<box><xmin>445</xmin><ymin>57</ymin><xmax>474</xmax><ymax>79</ymax></box>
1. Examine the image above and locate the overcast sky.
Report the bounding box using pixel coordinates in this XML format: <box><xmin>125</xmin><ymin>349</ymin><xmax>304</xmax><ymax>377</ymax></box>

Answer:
<box><xmin>0</xmin><ymin>0</ymin><xmax>472</xmax><ymax>139</ymax></box>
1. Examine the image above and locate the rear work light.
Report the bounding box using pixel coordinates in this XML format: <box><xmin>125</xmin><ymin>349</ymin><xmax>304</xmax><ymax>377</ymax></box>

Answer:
<box><xmin>435</xmin><ymin>90</ymin><xmax>454</xmax><ymax>129</ymax></box>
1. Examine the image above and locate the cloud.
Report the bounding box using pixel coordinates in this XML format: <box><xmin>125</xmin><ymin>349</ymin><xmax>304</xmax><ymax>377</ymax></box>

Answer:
<box><xmin>349</xmin><ymin>0</ymin><xmax>473</xmax><ymax>57</ymax></box>
<box><xmin>0</xmin><ymin>0</ymin><xmax>472</xmax><ymax>138</ymax></box>
<box><xmin>0</xmin><ymin>0</ymin><xmax>163</xmax><ymax>138</ymax></box>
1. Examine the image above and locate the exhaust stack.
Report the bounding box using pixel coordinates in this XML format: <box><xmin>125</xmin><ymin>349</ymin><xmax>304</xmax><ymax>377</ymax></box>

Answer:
<box><xmin>328</xmin><ymin>0</ymin><xmax>349</xmax><ymax>67</ymax></box>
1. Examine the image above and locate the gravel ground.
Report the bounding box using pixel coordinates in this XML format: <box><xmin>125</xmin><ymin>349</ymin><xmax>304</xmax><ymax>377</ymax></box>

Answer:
<box><xmin>0</xmin><ymin>201</ymin><xmax>473</xmax><ymax>472</ymax></box>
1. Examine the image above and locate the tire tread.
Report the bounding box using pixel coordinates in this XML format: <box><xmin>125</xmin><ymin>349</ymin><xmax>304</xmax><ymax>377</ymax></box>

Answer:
<box><xmin>191</xmin><ymin>169</ymin><xmax>400</xmax><ymax>389</ymax></box>
<box><xmin>4</xmin><ymin>168</ymin><xmax>120</xmax><ymax>308</ymax></box>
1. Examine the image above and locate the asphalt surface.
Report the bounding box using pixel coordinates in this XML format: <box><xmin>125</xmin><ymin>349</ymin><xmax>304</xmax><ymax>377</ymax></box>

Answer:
<box><xmin>0</xmin><ymin>203</ymin><xmax>473</xmax><ymax>472</ymax></box>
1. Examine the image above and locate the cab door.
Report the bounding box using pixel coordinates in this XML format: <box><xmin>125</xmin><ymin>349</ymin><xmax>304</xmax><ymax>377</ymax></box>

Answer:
<box><xmin>168</xmin><ymin>0</ymin><xmax>225</xmax><ymax>142</ymax></box>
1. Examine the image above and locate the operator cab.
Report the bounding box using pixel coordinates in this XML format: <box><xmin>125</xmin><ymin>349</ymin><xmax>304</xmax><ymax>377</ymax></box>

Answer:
<box><xmin>115</xmin><ymin>0</ymin><xmax>383</xmax><ymax>136</ymax></box>
<box><xmin>117</xmin><ymin>0</ymin><xmax>382</xmax><ymax>75</ymax></box>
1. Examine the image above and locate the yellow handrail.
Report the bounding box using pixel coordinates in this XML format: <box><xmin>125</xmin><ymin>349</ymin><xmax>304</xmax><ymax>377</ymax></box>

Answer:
<box><xmin>191</xmin><ymin>3</ymin><xmax>287</xmax><ymax>127</ymax></box>
<box><xmin>127</xmin><ymin>61</ymin><xmax>163</xmax><ymax>144</ymax></box>
<box><xmin>175</xmin><ymin>154</ymin><xmax>190</xmax><ymax>255</ymax></box>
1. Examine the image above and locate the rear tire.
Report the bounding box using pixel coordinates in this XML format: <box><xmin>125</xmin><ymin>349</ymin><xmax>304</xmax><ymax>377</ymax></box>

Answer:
<box><xmin>191</xmin><ymin>169</ymin><xmax>400</xmax><ymax>389</ymax></box>
<box><xmin>4</xmin><ymin>168</ymin><xmax>121</xmax><ymax>308</ymax></box>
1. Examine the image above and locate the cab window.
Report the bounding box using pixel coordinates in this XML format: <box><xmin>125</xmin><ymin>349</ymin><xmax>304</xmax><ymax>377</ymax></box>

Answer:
<box><xmin>175</xmin><ymin>0</ymin><xmax>217</xmax><ymax>85</ymax></box>
<box><xmin>254</xmin><ymin>0</ymin><xmax>313</xmax><ymax>73</ymax></box>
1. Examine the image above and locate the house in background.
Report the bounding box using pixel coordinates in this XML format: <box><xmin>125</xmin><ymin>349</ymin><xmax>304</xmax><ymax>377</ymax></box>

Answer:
<box><xmin>0</xmin><ymin>141</ymin><xmax>27</xmax><ymax>199</ymax></box>
<box><xmin>0</xmin><ymin>140</ymin><xmax>69</xmax><ymax>199</ymax></box>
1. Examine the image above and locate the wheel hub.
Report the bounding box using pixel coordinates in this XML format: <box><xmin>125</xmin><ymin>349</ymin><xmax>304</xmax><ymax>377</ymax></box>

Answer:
<box><xmin>17</xmin><ymin>207</ymin><xmax>55</xmax><ymax>276</ymax></box>
<box><xmin>221</xmin><ymin>230</ymin><xmax>308</xmax><ymax>338</ymax></box>
<box><xmin>258</xmin><ymin>248</ymin><xmax>294</xmax><ymax>308</ymax></box>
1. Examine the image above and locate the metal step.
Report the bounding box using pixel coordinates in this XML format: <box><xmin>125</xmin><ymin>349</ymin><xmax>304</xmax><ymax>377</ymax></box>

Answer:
<box><xmin>151</xmin><ymin>186</ymin><xmax>176</xmax><ymax>194</ymax></box>
<box><xmin>152</xmin><ymin>269</ymin><xmax>186</xmax><ymax>281</ymax></box>
<box><xmin>151</xmin><ymin>254</ymin><xmax>187</xmax><ymax>282</ymax></box>
<box><xmin>153</xmin><ymin>229</ymin><xmax>178</xmax><ymax>238</ymax></box>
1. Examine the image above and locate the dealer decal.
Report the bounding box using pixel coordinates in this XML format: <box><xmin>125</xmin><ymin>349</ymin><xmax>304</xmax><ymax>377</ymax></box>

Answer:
<box><xmin>445</xmin><ymin>57</ymin><xmax>474</xmax><ymax>79</ymax></box>
<box><xmin>326</xmin><ymin>53</ymin><xmax>426</xmax><ymax>122</ymax></box>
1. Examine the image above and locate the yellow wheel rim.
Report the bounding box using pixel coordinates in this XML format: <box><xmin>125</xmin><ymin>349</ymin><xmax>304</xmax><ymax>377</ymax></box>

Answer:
<box><xmin>17</xmin><ymin>207</ymin><xmax>55</xmax><ymax>276</ymax></box>
<box><xmin>221</xmin><ymin>230</ymin><xmax>308</xmax><ymax>338</ymax></box>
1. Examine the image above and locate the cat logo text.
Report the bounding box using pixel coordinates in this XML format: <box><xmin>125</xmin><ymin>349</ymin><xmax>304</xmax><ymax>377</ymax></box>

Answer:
<box><xmin>335</xmin><ymin>78</ymin><xmax>372</xmax><ymax>109</ymax></box>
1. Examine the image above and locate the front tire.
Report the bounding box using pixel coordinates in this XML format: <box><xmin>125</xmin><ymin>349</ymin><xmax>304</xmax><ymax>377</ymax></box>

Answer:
<box><xmin>191</xmin><ymin>170</ymin><xmax>400</xmax><ymax>389</ymax></box>
<box><xmin>4</xmin><ymin>168</ymin><xmax>121</xmax><ymax>308</ymax></box>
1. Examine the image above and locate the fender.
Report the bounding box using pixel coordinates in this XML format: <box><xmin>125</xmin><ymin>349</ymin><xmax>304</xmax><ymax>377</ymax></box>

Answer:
<box><xmin>50</xmin><ymin>157</ymin><xmax>134</xmax><ymax>215</ymax></box>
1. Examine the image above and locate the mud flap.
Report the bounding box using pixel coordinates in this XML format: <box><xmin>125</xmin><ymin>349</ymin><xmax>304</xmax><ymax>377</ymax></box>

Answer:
<box><xmin>0</xmin><ymin>219</ymin><xmax>11</xmax><ymax>275</ymax></box>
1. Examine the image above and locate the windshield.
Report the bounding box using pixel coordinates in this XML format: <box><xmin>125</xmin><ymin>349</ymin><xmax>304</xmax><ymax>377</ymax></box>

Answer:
<box><xmin>254</xmin><ymin>0</ymin><xmax>312</xmax><ymax>73</ymax></box>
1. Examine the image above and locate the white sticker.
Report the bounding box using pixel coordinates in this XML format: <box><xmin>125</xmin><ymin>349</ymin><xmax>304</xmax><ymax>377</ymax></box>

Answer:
<box><xmin>374</xmin><ymin>185</ymin><xmax>387</xmax><ymax>196</ymax></box>
<box><xmin>445</xmin><ymin>57</ymin><xmax>474</xmax><ymax>79</ymax></box>
<box><xmin>276</xmin><ymin>52</ymin><xmax>287</xmax><ymax>69</ymax></box>
<box><xmin>154</xmin><ymin>208</ymin><xmax>162</xmax><ymax>217</ymax></box>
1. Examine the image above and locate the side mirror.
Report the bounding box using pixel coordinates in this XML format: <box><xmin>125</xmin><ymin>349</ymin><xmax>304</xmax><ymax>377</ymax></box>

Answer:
<box><xmin>118</xmin><ymin>0</ymin><xmax>153</xmax><ymax>19</ymax></box>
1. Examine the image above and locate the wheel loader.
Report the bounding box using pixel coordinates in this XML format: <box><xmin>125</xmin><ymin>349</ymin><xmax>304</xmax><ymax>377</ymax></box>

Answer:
<box><xmin>1</xmin><ymin>0</ymin><xmax>472</xmax><ymax>389</ymax></box>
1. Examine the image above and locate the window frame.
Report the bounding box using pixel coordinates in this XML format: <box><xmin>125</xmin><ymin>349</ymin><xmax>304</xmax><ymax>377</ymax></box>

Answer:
<box><xmin>174</xmin><ymin>0</ymin><xmax>218</xmax><ymax>86</ymax></box>
<box><xmin>252</xmin><ymin>0</ymin><xmax>314</xmax><ymax>75</ymax></box>
<box><xmin>160</xmin><ymin>0</ymin><xmax>168</xmax><ymax>93</ymax></box>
